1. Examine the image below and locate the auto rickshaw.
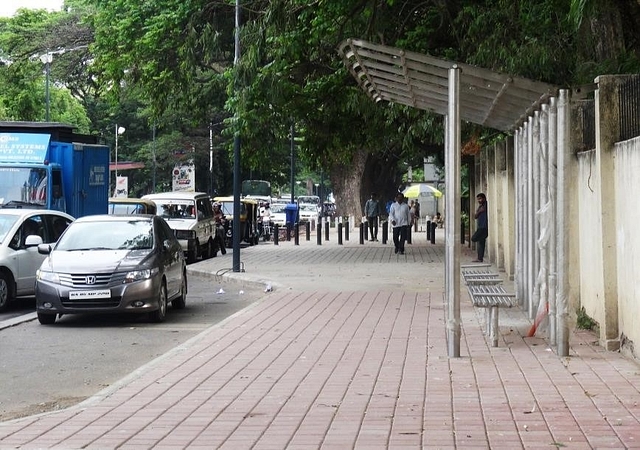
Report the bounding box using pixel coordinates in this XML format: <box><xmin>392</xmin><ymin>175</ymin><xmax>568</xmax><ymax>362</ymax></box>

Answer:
<box><xmin>212</xmin><ymin>196</ymin><xmax>260</xmax><ymax>247</ymax></box>
<box><xmin>108</xmin><ymin>198</ymin><xmax>158</xmax><ymax>215</ymax></box>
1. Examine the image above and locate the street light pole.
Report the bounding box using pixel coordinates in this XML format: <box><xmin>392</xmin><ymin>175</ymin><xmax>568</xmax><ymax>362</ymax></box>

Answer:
<box><xmin>114</xmin><ymin>125</ymin><xmax>126</xmax><ymax>188</ymax></box>
<box><xmin>39</xmin><ymin>52</ymin><xmax>53</xmax><ymax>122</ymax></box>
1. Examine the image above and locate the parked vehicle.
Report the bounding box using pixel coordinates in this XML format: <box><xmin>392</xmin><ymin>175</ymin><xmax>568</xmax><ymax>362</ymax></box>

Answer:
<box><xmin>269</xmin><ymin>203</ymin><xmax>287</xmax><ymax>227</ymax></box>
<box><xmin>213</xmin><ymin>196</ymin><xmax>260</xmax><ymax>246</ymax></box>
<box><xmin>142</xmin><ymin>192</ymin><xmax>218</xmax><ymax>263</ymax></box>
<box><xmin>0</xmin><ymin>122</ymin><xmax>110</xmax><ymax>218</ymax></box>
<box><xmin>298</xmin><ymin>203</ymin><xmax>320</xmax><ymax>224</ymax></box>
<box><xmin>108</xmin><ymin>198</ymin><xmax>157</xmax><ymax>215</ymax></box>
<box><xmin>35</xmin><ymin>214</ymin><xmax>187</xmax><ymax>324</ymax></box>
<box><xmin>297</xmin><ymin>195</ymin><xmax>321</xmax><ymax>209</ymax></box>
<box><xmin>0</xmin><ymin>209</ymin><xmax>74</xmax><ymax>311</ymax></box>
<box><xmin>241</xmin><ymin>179</ymin><xmax>271</xmax><ymax>200</ymax></box>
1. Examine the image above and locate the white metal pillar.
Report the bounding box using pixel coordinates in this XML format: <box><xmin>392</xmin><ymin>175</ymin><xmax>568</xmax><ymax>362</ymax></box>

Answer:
<box><xmin>556</xmin><ymin>89</ymin><xmax>570</xmax><ymax>356</ymax></box>
<box><xmin>548</xmin><ymin>97</ymin><xmax>558</xmax><ymax>346</ymax></box>
<box><xmin>445</xmin><ymin>66</ymin><xmax>462</xmax><ymax>358</ymax></box>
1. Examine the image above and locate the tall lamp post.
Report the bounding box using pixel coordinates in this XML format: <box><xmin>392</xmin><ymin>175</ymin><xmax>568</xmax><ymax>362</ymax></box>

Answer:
<box><xmin>39</xmin><ymin>53</ymin><xmax>53</xmax><ymax>122</ymax></box>
<box><xmin>114</xmin><ymin>125</ymin><xmax>126</xmax><ymax>188</ymax></box>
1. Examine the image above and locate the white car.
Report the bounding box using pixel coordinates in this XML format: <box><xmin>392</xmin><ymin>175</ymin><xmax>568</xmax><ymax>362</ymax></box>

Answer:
<box><xmin>269</xmin><ymin>203</ymin><xmax>287</xmax><ymax>227</ymax></box>
<box><xmin>142</xmin><ymin>192</ymin><xmax>218</xmax><ymax>263</ymax></box>
<box><xmin>0</xmin><ymin>209</ymin><xmax>74</xmax><ymax>311</ymax></box>
<box><xmin>298</xmin><ymin>203</ymin><xmax>320</xmax><ymax>224</ymax></box>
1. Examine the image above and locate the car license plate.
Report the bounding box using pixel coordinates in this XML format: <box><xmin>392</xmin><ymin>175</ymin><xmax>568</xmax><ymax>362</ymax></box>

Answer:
<box><xmin>69</xmin><ymin>290</ymin><xmax>111</xmax><ymax>299</ymax></box>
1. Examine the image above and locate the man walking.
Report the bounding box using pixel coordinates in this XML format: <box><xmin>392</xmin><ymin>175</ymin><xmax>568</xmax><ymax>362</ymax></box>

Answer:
<box><xmin>364</xmin><ymin>192</ymin><xmax>381</xmax><ymax>241</ymax></box>
<box><xmin>471</xmin><ymin>192</ymin><xmax>488</xmax><ymax>262</ymax></box>
<box><xmin>389</xmin><ymin>192</ymin><xmax>411</xmax><ymax>254</ymax></box>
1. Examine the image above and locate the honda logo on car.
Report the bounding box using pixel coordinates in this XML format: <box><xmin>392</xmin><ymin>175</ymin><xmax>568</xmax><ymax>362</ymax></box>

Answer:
<box><xmin>85</xmin><ymin>276</ymin><xmax>96</xmax><ymax>285</ymax></box>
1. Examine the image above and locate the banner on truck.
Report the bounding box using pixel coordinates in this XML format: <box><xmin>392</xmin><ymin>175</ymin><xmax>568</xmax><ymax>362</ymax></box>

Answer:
<box><xmin>172</xmin><ymin>161</ymin><xmax>195</xmax><ymax>192</ymax></box>
<box><xmin>114</xmin><ymin>176</ymin><xmax>128</xmax><ymax>198</ymax></box>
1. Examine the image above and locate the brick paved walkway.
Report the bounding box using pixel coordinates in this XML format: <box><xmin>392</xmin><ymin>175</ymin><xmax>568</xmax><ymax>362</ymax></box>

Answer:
<box><xmin>1</xmin><ymin>228</ymin><xmax>640</xmax><ymax>449</ymax></box>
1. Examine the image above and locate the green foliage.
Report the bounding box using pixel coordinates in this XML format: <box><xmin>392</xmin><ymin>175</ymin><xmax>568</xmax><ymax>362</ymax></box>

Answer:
<box><xmin>576</xmin><ymin>307</ymin><xmax>598</xmax><ymax>331</ymax></box>
<box><xmin>2</xmin><ymin>0</ymin><xmax>640</xmax><ymax>205</ymax></box>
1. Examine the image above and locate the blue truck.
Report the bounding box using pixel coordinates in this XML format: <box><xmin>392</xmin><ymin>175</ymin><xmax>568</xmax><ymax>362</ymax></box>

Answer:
<box><xmin>0</xmin><ymin>122</ymin><xmax>110</xmax><ymax>218</ymax></box>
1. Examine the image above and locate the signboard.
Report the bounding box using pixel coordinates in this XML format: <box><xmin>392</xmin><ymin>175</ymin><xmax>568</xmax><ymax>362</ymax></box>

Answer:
<box><xmin>89</xmin><ymin>165</ymin><xmax>106</xmax><ymax>187</ymax></box>
<box><xmin>172</xmin><ymin>161</ymin><xmax>195</xmax><ymax>192</ymax></box>
<box><xmin>114</xmin><ymin>176</ymin><xmax>128</xmax><ymax>198</ymax></box>
<box><xmin>0</xmin><ymin>133</ymin><xmax>50</xmax><ymax>163</ymax></box>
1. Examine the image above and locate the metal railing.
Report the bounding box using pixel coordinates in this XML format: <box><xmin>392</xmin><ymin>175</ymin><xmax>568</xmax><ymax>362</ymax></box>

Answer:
<box><xmin>619</xmin><ymin>76</ymin><xmax>640</xmax><ymax>142</ymax></box>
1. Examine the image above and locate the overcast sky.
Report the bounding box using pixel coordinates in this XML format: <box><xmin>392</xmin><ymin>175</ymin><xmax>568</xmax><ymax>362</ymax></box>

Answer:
<box><xmin>0</xmin><ymin>0</ymin><xmax>63</xmax><ymax>17</ymax></box>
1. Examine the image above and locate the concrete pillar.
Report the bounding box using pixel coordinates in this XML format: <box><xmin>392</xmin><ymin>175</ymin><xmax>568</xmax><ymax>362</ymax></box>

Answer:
<box><xmin>594</xmin><ymin>76</ymin><xmax>625</xmax><ymax>351</ymax></box>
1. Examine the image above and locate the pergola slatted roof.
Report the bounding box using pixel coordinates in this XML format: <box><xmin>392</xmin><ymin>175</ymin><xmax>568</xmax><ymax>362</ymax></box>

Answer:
<box><xmin>338</xmin><ymin>39</ymin><xmax>559</xmax><ymax>131</ymax></box>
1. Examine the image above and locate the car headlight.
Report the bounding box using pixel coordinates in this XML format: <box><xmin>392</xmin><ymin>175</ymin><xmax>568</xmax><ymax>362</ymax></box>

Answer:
<box><xmin>36</xmin><ymin>269</ymin><xmax>60</xmax><ymax>284</ymax></box>
<box><xmin>124</xmin><ymin>267</ymin><xmax>159</xmax><ymax>283</ymax></box>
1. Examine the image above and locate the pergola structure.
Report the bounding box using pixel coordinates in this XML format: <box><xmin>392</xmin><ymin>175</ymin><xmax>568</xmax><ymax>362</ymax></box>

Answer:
<box><xmin>338</xmin><ymin>39</ymin><xmax>557</xmax><ymax>132</ymax></box>
<box><xmin>338</xmin><ymin>39</ymin><xmax>568</xmax><ymax>356</ymax></box>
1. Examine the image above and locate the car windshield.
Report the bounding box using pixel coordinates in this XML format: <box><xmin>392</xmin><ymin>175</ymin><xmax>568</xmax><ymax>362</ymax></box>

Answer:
<box><xmin>0</xmin><ymin>167</ymin><xmax>48</xmax><ymax>208</ymax></box>
<box><xmin>270</xmin><ymin>204</ymin><xmax>287</xmax><ymax>213</ymax></box>
<box><xmin>56</xmin><ymin>220</ymin><xmax>154</xmax><ymax>251</ymax></box>
<box><xmin>0</xmin><ymin>214</ymin><xmax>19</xmax><ymax>244</ymax></box>
<box><xmin>150</xmin><ymin>200</ymin><xmax>196</xmax><ymax>219</ymax></box>
<box><xmin>300</xmin><ymin>204</ymin><xmax>317</xmax><ymax>212</ymax></box>
<box><xmin>109</xmin><ymin>202</ymin><xmax>151</xmax><ymax>214</ymax></box>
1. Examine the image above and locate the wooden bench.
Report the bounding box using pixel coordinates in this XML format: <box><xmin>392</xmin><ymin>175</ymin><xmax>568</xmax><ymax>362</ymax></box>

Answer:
<box><xmin>461</xmin><ymin>265</ymin><xmax>517</xmax><ymax>347</ymax></box>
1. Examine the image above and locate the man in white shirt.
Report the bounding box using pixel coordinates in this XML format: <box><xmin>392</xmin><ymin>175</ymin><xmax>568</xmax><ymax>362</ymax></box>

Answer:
<box><xmin>389</xmin><ymin>192</ymin><xmax>411</xmax><ymax>254</ymax></box>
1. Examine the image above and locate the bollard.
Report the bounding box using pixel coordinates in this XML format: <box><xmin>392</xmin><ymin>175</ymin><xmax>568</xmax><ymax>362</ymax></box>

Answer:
<box><xmin>431</xmin><ymin>222</ymin><xmax>437</xmax><ymax>244</ymax></box>
<box><xmin>286</xmin><ymin>223</ymin><xmax>292</xmax><ymax>241</ymax></box>
<box><xmin>294</xmin><ymin>223</ymin><xmax>300</xmax><ymax>245</ymax></box>
<box><xmin>338</xmin><ymin>222</ymin><xmax>343</xmax><ymax>245</ymax></box>
<box><xmin>274</xmin><ymin>224</ymin><xmax>279</xmax><ymax>245</ymax></box>
<box><xmin>317</xmin><ymin>220</ymin><xmax>322</xmax><ymax>245</ymax></box>
<box><xmin>382</xmin><ymin>221</ymin><xmax>388</xmax><ymax>244</ymax></box>
<box><xmin>359</xmin><ymin>223</ymin><xmax>364</xmax><ymax>244</ymax></box>
<box><xmin>363</xmin><ymin>220</ymin><xmax>368</xmax><ymax>241</ymax></box>
<box><xmin>345</xmin><ymin>220</ymin><xmax>349</xmax><ymax>241</ymax></box>
<box><xmin>407</xmin><ymin>223</ymin><xmax>412</xmax><ymax>244</ymax></box>
<box><xmin>325</xmin><ymin>220</ymin><xmax>330</xmax><ymax>241</ymax></box>
<box><xmin>426</xmin><ymin>220</ymin><xmax>432</xmax><ymax>240</ymax></box>
<box><xmin>461</xmin><ymin>221</ymin><xmax>465</xmax><ymax>244</ymax></box>
<box><xmin>305</xmin><ymin>221</ymin><xmax>310</xmax><ymax>241</ymax></box>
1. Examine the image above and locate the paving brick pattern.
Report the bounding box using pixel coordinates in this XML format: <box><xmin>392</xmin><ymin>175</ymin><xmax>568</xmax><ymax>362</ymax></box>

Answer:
<box><xmin>1</xmin><ymin>229</ymin><xmax>640</xmax><ymax>449</ymax></box>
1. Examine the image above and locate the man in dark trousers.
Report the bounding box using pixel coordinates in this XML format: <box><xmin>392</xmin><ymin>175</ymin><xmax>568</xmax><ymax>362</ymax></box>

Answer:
<box><xmin>364</xmin><ymin>192</ymin><xmax>381</xmax><ymax>241</ymax></box>
<box><xmin>471</xmin><ymin>193</ymin><xmax>488</xmax><ymax>262</ymax></box>
<box><xmin>389</xmin><ymin>192</ymin><xmax>411</xmax><ymax>254</ymax></box>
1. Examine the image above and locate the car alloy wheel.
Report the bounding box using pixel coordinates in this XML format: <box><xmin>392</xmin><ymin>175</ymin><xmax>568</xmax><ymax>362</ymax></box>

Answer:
<box><xmin>172</xmin><ymin>272</ymin><xmax>187</xmax><ymax>310</ymax></box>
<box><xmin>150</xmin><ymin>284</ymin><xmax>167</xmax><ymax>323</ymax></box>
<box><xmin>0</xmin><ymin>273</ymin><xmax>12</xmax><ymax>312</ymax></box>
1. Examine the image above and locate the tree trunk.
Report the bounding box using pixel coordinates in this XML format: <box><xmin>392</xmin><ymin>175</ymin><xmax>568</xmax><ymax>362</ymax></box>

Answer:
<box><xmin>328</xmin><ymin>149</ymin><xmax>401</xmax><ymax>219</ymax></box>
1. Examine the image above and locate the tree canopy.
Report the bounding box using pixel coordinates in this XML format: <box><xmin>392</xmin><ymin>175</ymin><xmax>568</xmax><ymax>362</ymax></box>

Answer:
<box><xmin>1</xmin><ymin>0</ymin><xmax>639</xmax><ymax>212</ymax></box>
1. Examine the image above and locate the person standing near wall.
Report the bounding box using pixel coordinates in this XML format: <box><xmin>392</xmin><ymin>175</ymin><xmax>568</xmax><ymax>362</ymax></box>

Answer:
<box><xmin>364</xmin><ymin>192</ymin><xmax>381</xmax><ymax>241</ymax></box>
<box><xmin>471</xmin><ymin>192</ymin><xmax>488</xmax><ymax>262</ymax></box>
<box><xmin>389</xmin><ymin>192</ymin><xmax>411</xmax><ymax>254</ymax></box>
<box><xmin>412</xmin><ymin>199</ymin><xmax>421</xmax><ymax>231</ymax></box>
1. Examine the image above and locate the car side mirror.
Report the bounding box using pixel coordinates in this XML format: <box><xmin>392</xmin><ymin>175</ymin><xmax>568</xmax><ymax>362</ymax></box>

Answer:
<box><xmin>25</xmin><ymin>235</ymin><xmax>44</xmax><ymax>247</ymax></box>
<box><xmin>37</xmin><ymin>243</ymin><xmax>52</xmax><ymax>255</ymax></box>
